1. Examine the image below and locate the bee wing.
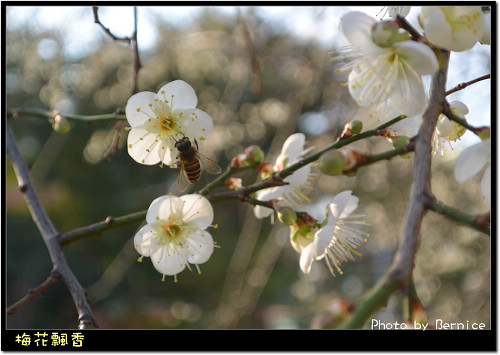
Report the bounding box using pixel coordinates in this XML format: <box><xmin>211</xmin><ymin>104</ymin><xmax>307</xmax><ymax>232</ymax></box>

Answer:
<box><xmin>198</xmin><ymin>153</ymin><xmax>222</xmax><ymax>175</ymax></box>
<box><xmin>177</xmin><ymin>160</ymin><xmax>192</xmax><ymax>192</ymax></box>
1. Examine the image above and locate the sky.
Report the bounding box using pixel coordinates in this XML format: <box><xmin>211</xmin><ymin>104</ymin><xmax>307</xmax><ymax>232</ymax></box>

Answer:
<box><xmin>5</xmin><ymin>5</ymin><xmax>492</xmax><ymax>151</ymax></box>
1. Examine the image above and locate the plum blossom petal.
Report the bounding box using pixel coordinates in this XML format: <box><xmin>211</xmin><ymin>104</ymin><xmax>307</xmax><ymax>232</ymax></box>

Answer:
<box><xmin>454</xmin><ymin>138</ymin><xmax>490</xmax><ymax>183</ymax></box>
<box><xmin>420</xmin><ymin>6</ymin><xmax>486</xmax><ymax>52</ymax></box>
<box><xmin>454</xmin><ymin>138</ymin><xmax>490</xmax><ymax>207</ymax></box>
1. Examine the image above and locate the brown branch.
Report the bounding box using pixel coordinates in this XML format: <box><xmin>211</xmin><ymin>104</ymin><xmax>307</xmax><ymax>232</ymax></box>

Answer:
<box><xmin>205</xmin><ymin>174</ymin><xmax>288</xmax><ymax>203</ymax></box>
<box><xmin>92</xmin><ymin>6</ymin><xmax>132</xmax><ymax>43</ymax></box>
<box><xmin>388</xmin><ymin>50</ymin><xmax>450</xmax><ymax>286</ymax></box>
<box><xmin>7</xmin><ymin>122</ymin><xmax>98</xmax><ymax>329</ymax></box>
<box><xmin>342</xmin><ymin>49</ymin><xmax>451</xmax><ymax>328</ymax></box>
<box><xmin>7</xmin><ymin>271</ymin><xmax>61</xmax><ymax>316</ymax></box>
<box><xmin>445</xmin><ymin>74</ymin><xmax>491</xmax><ymax>96</ymax></box>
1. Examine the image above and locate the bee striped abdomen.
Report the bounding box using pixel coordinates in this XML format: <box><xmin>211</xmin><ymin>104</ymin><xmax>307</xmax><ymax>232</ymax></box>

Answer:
<box><xmin>184</xmin><ymin>160</ymin><xmax>201</xmax><ymax>182</ymax></box>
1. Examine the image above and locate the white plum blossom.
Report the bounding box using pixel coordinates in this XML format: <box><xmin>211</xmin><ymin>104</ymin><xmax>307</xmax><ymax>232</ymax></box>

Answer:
<box><xmin>419</xmin><ymin>6</ymin><xmax>486</xmax><ymax>52</ymax></box>
<box><xmin>134</xmin><ymin>194</ymin><xmax>216</xmax><ymax>282</ymax></box>
<box><xmin>126</xmin><ymin>80</ymin><xmax>213</xmax><ymax>166</ymax></box>
<box><xmin>254</xmin><ymin>133</ymin><xmax>313</xmax><ymax>219</ymax></box>
<box><xmin>433</xmin><ymin>101</ymin><xmax>468</xmax><ymax>157</ymax></box>
<box><xmin>454</xmin><ymin>138</ymin><xmax>491</xmax><ymax>207</ymax></box>
<box><xmin>334</xmin><ymin>11</ymin><xmax>438</xmax><ymax>117</ymax></box>
<box><xmin>299</xmin><ymin>190</ymin><xmax>370</xmax><ymax>276</ymax></box>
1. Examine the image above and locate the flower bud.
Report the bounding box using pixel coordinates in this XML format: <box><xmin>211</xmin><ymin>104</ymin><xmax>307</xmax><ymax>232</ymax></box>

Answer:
<box><xmin>256</xmin><ymin>162</ymin><xmax>274</xmax><ymax>178</ymax></box>
<box><xmin>230</xmin><ymin>153</ymin><xmax>246</xmax><ymax>168</ymax></box>
<box><xmin>224</xmin><ymin>177</ymin><xmax>242</xmax><ymax>190</ymax></box>
<box><xmin>339</xmin><ymin>146</ymin><xmax>368</xmax><ymax>170</ymax></box>
<box><xmin>319</xmin><ymin>150</ymin><xmax>346</xmax><ymax>176</ymax></box>
<box><xmin>277</xmin><ymin>207</ymin><xmax>298</xmax><ymax>226</ymax></box>
<box><xmin>341</xmin><ymin>120</ymin><xmax>363</xmax><ymax>139</ymax></box>
<box><xmin>51</xmin><ymin>113</ymin><xmax>71</xmax><ymax>134</ymax></box>
<box><xmin>244</xmin><ymin>145</ymin><xmax>265</xmax><ymax>164</ymax></box>
<box><xmin>371</xmin><ymin>20</ymin><xmax>410</xmax><ymax>47</ymax></box>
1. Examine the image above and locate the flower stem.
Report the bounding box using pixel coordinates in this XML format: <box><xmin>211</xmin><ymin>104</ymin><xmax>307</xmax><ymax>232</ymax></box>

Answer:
<box><xmin>279</xmin><ymin>114</ymin><xmax>407</xmax><ymax>180</ymax></box>
<box><xmin>427</xmin><ymin>198</ymin><xmax>490</xmax><ymax>235</ymax></box>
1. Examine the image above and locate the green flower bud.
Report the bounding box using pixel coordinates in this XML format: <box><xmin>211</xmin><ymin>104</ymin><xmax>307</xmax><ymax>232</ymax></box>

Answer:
<box><xmin>348</xmin><ymin>120</ymin><xmax>363</xmax><ymax>135</ymax></box>
<box><xmin>244</xmin><ymin>145</ymin><xmax>265</xmax><ymax>164</ymax></box>
<box><xmin>341</xmin><ymin>120</ymin><xmax>363</xmax><ymax>138</ymax></box>
<box><xmin>277</xmin><ymin>207</ymin><xmax>298</xmax><ymax>226</ymax></box>
<box><xmin>51</xmin><ymin>113</ymin><xmax>71</xmax><ymax>134</ymax></box>
<box><xmin>319</xmin><ymin>150</ymin><xmax>346</xmax><ymax>176</ymax></box>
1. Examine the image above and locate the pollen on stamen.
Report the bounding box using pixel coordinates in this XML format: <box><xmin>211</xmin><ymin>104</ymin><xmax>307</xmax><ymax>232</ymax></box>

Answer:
<box><xmin>137</xmin><ymin>256</ymin><xmax>143</xmax><ymax>262</ymax></box>
<box><xmin>136</xmin><ymin>108</ymin><xmax>141</xmax><ymax>112</ymax></box>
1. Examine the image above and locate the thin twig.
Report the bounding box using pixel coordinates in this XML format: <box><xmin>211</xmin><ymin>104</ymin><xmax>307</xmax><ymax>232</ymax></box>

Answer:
<box><xmin>428</xmin><ymin>198</ymin><xmax>490</xmax><ymax>235</ymax></box>
<box><xmin>8</xmin><ymin>107</ymin><xmax>125</xmax><ymax>123</ymax></box>
<box><xmin>445</xmin><ymin>74</ymin><xmax>491</xmax><ymax>96</ymax></box>
<box><xmin>7</xmin><ymin>122</ymin><xmax>98</xmax><ymax>329</ymax></box>
<box><xmin>7</xmin><ymin>270</ymin><xmax>61</xmax><ymax>316</ymax></box>
<box><xmin>92</xmin><ymin>6</ymin><xmax>132</xmax><ymax>43</ymax></box>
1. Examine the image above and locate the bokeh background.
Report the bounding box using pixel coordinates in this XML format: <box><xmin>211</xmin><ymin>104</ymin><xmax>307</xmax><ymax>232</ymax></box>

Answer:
<box><xmin>6</xmin><ymin>5</ymin><xmax>491</xmax><ymax>329</ymax></box>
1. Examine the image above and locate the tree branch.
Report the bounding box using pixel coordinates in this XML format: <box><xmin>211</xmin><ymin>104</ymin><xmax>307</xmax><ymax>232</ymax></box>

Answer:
<box><xmin>427</xmin><ymin>198</ymin><xmax>490</xmax><ymax>235</ymax></box>
<box><xmin>92</xmin><ymin>6</ymin><xmax>132</xmax><ymax>43</ymax></box>
<box><xmin>445</xmin><ymin>74</ymin><xmax>490</xmax><ymax>96</ymax></box>
<box><xmin>7</xmin><ymin>122</ymin><xmax>98</xmax><ymax>329</ymax></box>
<box><xmin>341</xmin><ymin>49</ymin><xmax>451</xmax><ymax>329</ymax></box>
<box><xmin>7</xmin><ymin>270</ymin><xmax>61</xmax><ymax>316</ymax></box>
<box><xmin>8</xmin><ymin>108</ymin><xmax>125</xmax><ymax>123</ymax></box>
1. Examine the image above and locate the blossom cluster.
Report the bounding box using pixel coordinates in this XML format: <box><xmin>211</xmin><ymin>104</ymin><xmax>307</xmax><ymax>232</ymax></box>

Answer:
<box><xmin>124</xmin><ymin>5</ymin><xmax>490</xmax><ymax>283</ymax></box>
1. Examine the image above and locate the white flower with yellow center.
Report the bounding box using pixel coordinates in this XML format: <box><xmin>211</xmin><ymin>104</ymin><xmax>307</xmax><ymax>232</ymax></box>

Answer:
<box><xmin>419</xmin><ymin>6</ymin><xmax>486</xmax><ymax>52</ymax></box>
<box><xmin>333</xmin><ymin>11</ymin><xmax>438</xmax><ymax>117</ymax></box>
<box><xmin>454</xmin><ymin>138</ymin><xmax>491</xmax><ymax>207</ymax></box>
<box><xmin>134</xmin><ymin>194</ymin><xmax>216</xmax><ymax>282</ymax></box>
<box><xmin>299</xmin><ymin>190</ymin><xmax>370</xmax><ymax>276</ymax></box>
<box><xmin>126</xmin><ymin>80</ymin><xmax>213</xmax><ymax>166</ymax></box>
<box><xmin>254</xmin><ymin>133</ymin><xmax>313</xmax><ymax>219</ymax></box>
<box><xmin>433</xmin><ymin>101</ymin><xmax>468</xmax><ymax>157</ymax></box>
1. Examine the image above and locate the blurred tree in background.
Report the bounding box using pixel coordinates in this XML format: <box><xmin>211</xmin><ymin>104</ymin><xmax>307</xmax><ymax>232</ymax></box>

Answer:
<box><xmin>6</xmin><ymin>6</ymin><xmax>490</xmax><ymax>329</ymax></box>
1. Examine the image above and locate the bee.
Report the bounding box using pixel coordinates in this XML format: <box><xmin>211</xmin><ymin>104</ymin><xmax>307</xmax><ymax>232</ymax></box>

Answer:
<box><xmin>174</xmin><ymin>136</ymin><xmax>222</xmax><ymax>192</ymax></box>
